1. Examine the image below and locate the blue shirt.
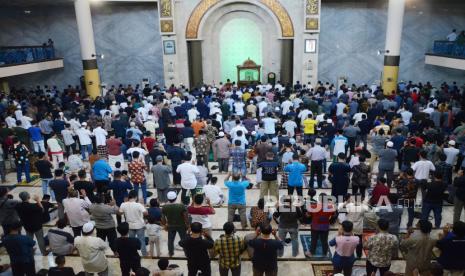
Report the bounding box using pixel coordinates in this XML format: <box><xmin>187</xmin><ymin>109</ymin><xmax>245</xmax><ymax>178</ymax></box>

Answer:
<box><xmin>3</xmin><ymin>234</ymin><xmax>35</xmax><ymax>264</ymax></box>
<box><xmin>225</xmin><ymin>180</ymin><xmax>249</xmax><ymax>205</ymax></box>
<box><xmin>284</xmin><ymin>162</ymin><xmax>306</xmax><ymax>187</ymax></box>
<box><xmin>92</xmin><ymin>160</ymin><xmax>113</xmax><ymax>181</ymax></box>
<box><xmin>108</xmin><ymin>180</ymin><xmax>132</xmax><ymax>206</ymax></box>
<box><xmin>28</xmin><ymin>126</ymin><xmax>43</xmax><ymax>142</ymax></box>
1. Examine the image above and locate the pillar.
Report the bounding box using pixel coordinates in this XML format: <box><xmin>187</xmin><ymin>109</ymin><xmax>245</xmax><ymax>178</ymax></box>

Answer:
<box><xmin>0</xmin><ymin>79</ymin><xmax>9</xmax><ymax>95</ymax></box>
<box><xmin>187</xmin><ymin>41</ymin><xmax>203</xmax><ymax>89</ymax></box>
<box><xmin>74</xmin><ymin>0</ymin><xmax>100</xmax><ymax>99</ymax></box>
<box><xmin>281</xmin><ymin>40</ymin><xmax>294</xmax><ymax>85</ymax></box>
<box><xmin>382</xmin><ymin>0</ymin><xmax>405</xmax><ymax>95</ymax></box>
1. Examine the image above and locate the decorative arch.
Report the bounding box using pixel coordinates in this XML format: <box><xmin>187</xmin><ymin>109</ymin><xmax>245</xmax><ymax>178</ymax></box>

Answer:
<box><xmin>185</xmin><ymin>0</ymin><xmax>294</xmax><ymax>39</ymax></box>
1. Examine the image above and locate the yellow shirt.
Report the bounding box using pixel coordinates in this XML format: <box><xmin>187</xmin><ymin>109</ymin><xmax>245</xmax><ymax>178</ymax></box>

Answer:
<box><xmin>302</xmin><ymin>119</ymin><xmax>316</xmax><ymax>134</ymax></box>
<box><xmin>242</xmin><ymin>92</ymin><xmax>251</xmax><ymax>102</ymax></box>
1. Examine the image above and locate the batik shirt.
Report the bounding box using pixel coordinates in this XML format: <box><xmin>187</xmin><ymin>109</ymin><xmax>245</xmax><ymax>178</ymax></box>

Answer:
<box><xmin>365</xmin><ymin>232</ymin><xmax>399</xmax><ymax>267</ymax></box>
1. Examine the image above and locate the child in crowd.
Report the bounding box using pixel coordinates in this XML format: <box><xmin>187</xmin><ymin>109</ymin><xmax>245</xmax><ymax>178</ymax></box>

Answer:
<box><xmin>146</xmin><ymin>216</ymin><xmax>162</xmax><ymax>257</ymax></box>
<box><xmin>148</xmin><ymin>198</ymin><xmax>162</xmax><ymax>223</ymax></box>
<box><xmin>48</xmin><ymin>255</ymin><xmax>75</xmax><ymax>276</ymax></box>
<box><xmin>41</xmin><ymin>194</ymin><xmax>54</xmax><ymax>223</ymax></box>
<box><xmin>329</xmin><ymin>221</ymin><xmax>360</xmax><ymax>275</ymax></box>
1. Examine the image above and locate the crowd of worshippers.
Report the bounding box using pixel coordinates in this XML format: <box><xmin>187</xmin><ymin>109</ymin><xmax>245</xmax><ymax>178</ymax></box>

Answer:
<box><xmin>0</xmin><ymin>80</ymin><xmax>464</xmax><ymax>275</ymax></box>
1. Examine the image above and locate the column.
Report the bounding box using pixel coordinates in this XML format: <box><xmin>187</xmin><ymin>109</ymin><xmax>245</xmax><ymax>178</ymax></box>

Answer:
<box><xmin>0</xmin><ymin>79</ymin><xmax>9</xmax><ymax>95</ymax></box>
<box><xmin>74</xmin><ymin>0</ymin><xmax>100</xmax><ymax>99</ymax></box>
<box><xmin>382</xmin><ymin>0</ymin><xmax>405</xmax><ymax>95</ymax></box>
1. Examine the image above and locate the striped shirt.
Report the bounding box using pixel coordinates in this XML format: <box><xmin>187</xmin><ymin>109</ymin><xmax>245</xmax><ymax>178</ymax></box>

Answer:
<box><xmin>214</xmin><ymin>234</ymin><xmax>246</xmax><ymax>269</ymax></box>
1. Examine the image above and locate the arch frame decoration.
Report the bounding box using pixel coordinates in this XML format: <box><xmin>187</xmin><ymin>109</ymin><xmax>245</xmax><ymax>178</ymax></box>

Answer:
<box><xmin>185</xmin><ymin>0</ymin><xmax>294</xmax><ymax>39</ymax></box>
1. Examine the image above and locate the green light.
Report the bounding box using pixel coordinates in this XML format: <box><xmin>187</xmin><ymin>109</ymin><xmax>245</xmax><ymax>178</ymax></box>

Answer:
<box><xmin>220</xmin><ymin>18</ymin><xmax>262</xmax><ymax>84</ymax></box>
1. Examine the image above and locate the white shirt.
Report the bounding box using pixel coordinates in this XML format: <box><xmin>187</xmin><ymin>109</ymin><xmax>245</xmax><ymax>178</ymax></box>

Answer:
<box><xmin>443</xmin><ymin>147</ymin><xmax>460</xmax><ymax>165</ymax></box>
<box><xmin>92</xmin><ymin>127</ymin><xmax>108</xmax><ymax>146</ymax></box>
<box><xmin>306</xmin><ymin>145</ymin><xmax>327</xmax><ymax>161</ymax></box>
<box><xmin>61</xmin><ymin>129</ymin><xmax>75</xmax><ymax>146</ymax></box>
<box><xmin>336</xmin><ymin>102</ymin><xmax>346</xmax><ymax>116</ymax></box>
<box><xmin>342</xmin><ymin>203</ymin><xmax>369</xmax><ymax>235</ymax></box>
<box><xmin>233</xmin><ymin>102</ymin><xmax>245</xmax><ymax>116</ymax></box>
<box><xmin>74</xmin><ymin>236</ymin><xmax>108</xmax><ymax>273</ymax></box>
<box><xmin>230</xmin><ymin>125</ymin><xmax>248</xmax><ymax>139</ymax></box>
<box><xmin>353</xmin><ymin>113</ymin><xmax>366</xmax><ymax>124</ymax></box>
<box><xmin>202</xmin><ymin>184</ymin><xmax>223</xmax><ymax>205</ymax></box>
<box><xmin>187</xmin><ymin>109</ymin><xmax>200</xmax><ymax>122</ymax></box>
<box><xmin>127</xmin><ymin>147</ymin><xmax>148</xmax><ymax>158</ymax></box>
<box><xmin>76</xmin><ymin>127</ymin><xmax>93</xmax><ymax>145</ymax></box>
<box><xmin>15</xmin><ymin>109</ymin><xmax>23</xmax><ymax>120</ymax></box>
<box><xmin>257</xmin><ymin>101</ymin><xmax>268</xmax><ymax>116</ymax></box>
<box><xmin>20</xmin><ymin>116</ymin><xmax>32</xmax><ymax>129</ymax></box>
<box><xmin>412</xmin><ymin>160</ymin><xmax>435</xmax><ymax>180</ymax></box>
<box><xmin>120</xmin><ymin>200</ymin><xmax>146</xmax><ymax>229</ymax></box>
<box><xmin>281</xmin><ymin>100</ymin><xmax>293</xmax><ymax>115</ymax></box>
<box><xmin>400</xmin><ymin>110</ymin><xmax>412</xmax><ymax>125</ymax></box>
<box><xmin>5</xmin><ymin>116</ymin><xmax>16</xmax><ymax>128</ymax></box>
<box><xmin>447</xmin><ymin>32</ymin><xmax>457</xmax><ymax>41</ymax></box>
<box><xmin>282</xmin><ymin>120</ymin><xmax>298</xmax><ymax>137</ymax></box>
<box><xmin>176</xmin><ymin>162</ymin><xmax>200</xmax><ymax>189</ymax></box>
<box><xmin>63</xmin><ymin>197</ymin><xmax>91</xmax><ymax>227</ymax></box>
<box><xmin>47</xmin><ymin>138</ymin><xmax>63</xmax><ymax>153</ymax></box>
<box><xmin>146</xmin><ymin>223</ymin><xmax>162</xmax><ymax>237</ymax></box>
<box><xmin>298</xmin><ymin>109</ymin><xmax>312</xmax><ymax>121</ymax></box>
<box><xmin>110</xmin><ymin>104</ymin><xmax>120</xmax><ymax>115</ymax></box>
<box><xmin>143</xmin><ymin>121</ymin><xmax>157</xmax><ymax>135</ymax></box>
<box><xmin>262</xmin><ymin>117</ymin><xmax>278</xmax><ymax>134</ymax></box>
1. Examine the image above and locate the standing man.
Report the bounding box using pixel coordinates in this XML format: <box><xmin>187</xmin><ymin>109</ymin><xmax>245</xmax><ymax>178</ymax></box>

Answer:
<box><xmin>284</xmin><ymin>153</ymin><xmax>307</xmax><ymax>197</ymax></box>
<box><xmin>35</xmin><ymin>152</ymin><xmax>55</xmax><ymax>200</ymax></box>
<box><xmin>258</xmin><ymin>152</ymin><xmax>279</xmax><ymax>200</ymax></box>
<box><xmin>128</xmin><ymin>151</ymin><xmax>148</xmax><ymax>203</ymax></box>
<box><xmin>230</xmin><ymin>140</ymin><xmax>247</xmax><ymax>176</ymax></box>
<box><xmin>76</xmin><ymin>122</ymin><xmax>93</xmax><ymax>160</ymax></box>
<box><xmin>12</xmin><ymin>137</ymin><xmax>31</xmax><ymax>184</ymax></box>
<box><xmin>302</xmin><ymin>114</ymin><xmax>317</xmax><ymax>145</ymax></box>
<box><xmin>176</xmin><ymin>153</ymin><xmax>199</xmax><ymax>205</ymax></box>
<box><xmin>306</xmin><ymin>138</ymin><xmax>327</xmax><ymax>188</ymax></box>
<box><xmin>114</xmin><ymin>222</ymin><xmax>141</xmax><ymax>276</ymax></box>
<box><xmin>328</xmin><ymin>153</ymin><xmax>351</xmax><ymax>200</ymax></box>
<box><xmin>194</xmin><ymin>130</ymin><xmax>210</xmax><ymax>168</ymax></box>
<box><xmin>364</xmin><ymin>219</ymin><xmax>399</xmax><ymax>275</ymax></box>
<box><xmin>343</xmin><ymin>120</ymin><xmax>360</xmax><ymax>157</ymax></box>
<box><xmin>16</xmin><ymin>192</ymin><xmax>47</xmax><ymax>255</ymax></box>
<box><xmin>119</xmin><ymin>190</ymin><xmax>148</xmax><ymax>256</ymax></box>
<box><xmin>92</xmin><ymin>155</ymin><xmax>113</xmax><ymax>195</ymax></box>
<box><xmin>106</xmin><ymin>131</ymin><xmax>124</xmax><ymax>170</ymax></box>
<box><xmin>93</xmin><ymin>123</ymin><xmax>108</xmax><ymax>159</ymax></box>
<box><xmin>63</xmin><ymin>189</ymin><xmax>91</xmax><ymax>237</ymax></box>
<box><xmin>378</xmin><ymin>141</ymin><xmax>397</xmax><ymax>187</ymax></box>
<box><xmin>248</xmin><ymin>223</ymin><xmax>283</xmax><ymax>276</ymax></box>
<box><xmin>46</xmin><ymin>132</ymin><xmax>65</xmax><ymax>169</ymax></box>
<box><xmin>3</xmin><ymin>221</ymin><xmax>36</xmax><ymax>276</ymax></box>
<box><xmin>151</xmin><ymin>155</ymin><xmax>172</xmax><ymax>203</ymax></box>
<box><xmin>179</xmin><ymin>222</ymin><xmax>214</xmax><ymax>276</ymax></box>
<box><xmin>212</xmin><ymin>132</ymin><xmax>231</xmax><ymax>173</ymax></box>
<box><xmin>453</xmin><ymin>170</ymin><xmax>465</xmax><ymax>222</ymax></box>
<box><xmin>213</xmin><ymin>222</ymin><xmax>246</xmax><ymax>276</ymax></box>
<box><xmin>162</xmin><ymin>191</ymin><xmax>189</xmax><ymax>257</ymax></box>
<box><xmin>225</xmin><ymin>172</ymin><xmax>249</xmax><ymax>229</ymax></box>
<box><xmin>49</xmin><ymin>169</ymin><xmax>69</xmax><ymax>220</ymax></box>
<box><xmin>74</xmin><ymin>222</ymin><xmax>109</xmax><ymax>276</ymax></box>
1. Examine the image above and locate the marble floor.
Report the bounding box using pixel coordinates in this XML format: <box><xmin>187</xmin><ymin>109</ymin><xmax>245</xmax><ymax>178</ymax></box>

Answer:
<box><xmin>0</xmin><ymin>158</ymin><xmax>461</xmax><ymax>276</ymax></box>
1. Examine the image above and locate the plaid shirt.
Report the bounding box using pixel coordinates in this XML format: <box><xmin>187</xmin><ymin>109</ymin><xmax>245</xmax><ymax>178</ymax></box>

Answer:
<box><xmin>214</xmin><ymin>234</ymin><xmax>245</xmax><ymax>269</ymax></box>
<box><xmin>230</xmin><ymin>147</ymin><xmax>246</xmax><ymax>168</ymax></box>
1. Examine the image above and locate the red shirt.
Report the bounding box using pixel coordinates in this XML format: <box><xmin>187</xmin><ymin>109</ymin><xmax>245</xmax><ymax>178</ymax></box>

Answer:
<box><xmin>106</xmin><ymin>138</ymin><xmax>122</xmax><ymax>156</ymax></box>
<box><xmin>370</xmin><ymin>184</ymin><xmax>390</xmax><ymax>206</ymax></box>
<box><xmin>308</xmin><ymin>203</ymin><xmax>335</xmax><ymax>231</ymax></box>
<box><xmin>414</xmin><ymin>136</ymin><xmax>424</xmax><ymax>148</ymax></box>
<box><xmin>142</xmin><ymin>137</ymin><xmax>156</xmax><ymax>152</ymax></box>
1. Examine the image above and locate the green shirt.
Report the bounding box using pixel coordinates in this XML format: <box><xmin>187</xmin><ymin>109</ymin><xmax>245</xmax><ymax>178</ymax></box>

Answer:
<box><xmin>162</xmin><ymin>203</ymin><xmax>187</xmax><ymax>229</ymax></box>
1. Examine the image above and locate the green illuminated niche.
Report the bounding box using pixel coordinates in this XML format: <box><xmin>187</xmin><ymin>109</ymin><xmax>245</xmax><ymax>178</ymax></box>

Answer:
<box><xmin>219</xmin><ymin>18</ymin><xmax>262</xmax><ymax>83</ymax></box>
